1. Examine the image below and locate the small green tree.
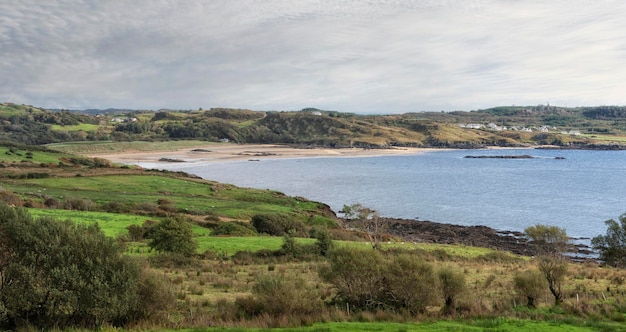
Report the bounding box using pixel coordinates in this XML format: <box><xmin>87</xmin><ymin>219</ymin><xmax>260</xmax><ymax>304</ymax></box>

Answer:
<box><xmin>525</xmin><ymin>224</ymin><xmax>569</xmax><ymax>306</ymax></box>
<box><xmin>438</xmin><ymin>266</ymin><xmax>466</xmax><ymax>315</ymax></box>
<box><xmin>312</xmin><ymin>227</ymin><xmax>334</xmax><ymax>256</ymax></box>
<box><xmin>342</xmin><ymin>203</ymin><xmax>388</xmax><ymax>250</ymax></box>
<box><xmin>524</xmin><ymin>224</ymin><xmax>569</xmax><ymax>255</ymax></box>
<box><xmin>538</xmin><ymin>256</ymin><xmax>568</xmax><ymax>305</ymax></box>
<box><xmin>592</xmin><ymin>214</ymin><xmax>626</xmax><ymax>268</ymax></box>
<box><xmin>514</xmin><ymin>269</ymin><xmax>546</xmax><ymax>308</ymax></box>
<box><xmin>147</xmin><ymin>215</ymin><xmax>197</xmax><ymax>257</ymax></box>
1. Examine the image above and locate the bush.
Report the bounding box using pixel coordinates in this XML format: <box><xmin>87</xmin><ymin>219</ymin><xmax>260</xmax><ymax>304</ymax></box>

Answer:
<box><xmin>514</xmin><ymin>269</ymin><xmax>546</xmax><ymax>308</ymax></box>
<box><xmin>438</xmin><ymin>266</ymin><xmax>466</xmax><ymax>315</ymax></box>
<box><xmin>251</xmin><ymin>213</ymin><xmax>307</xmax><ymax>236</ymax></box>
<box><xmin>251</xmin><ymin>275</ymin><xmax>323</xmax><ymax>316</ymax></box>
<box><xmin>383</xmin><ymin>254</ymin><xmax>437</xmax><ymax>314</ymax></box>
<box><xmin>321</xmin><ymin>248</ymin><xmax>439</xmax><ymax>313</ymax></box>
<box><xmin>126</xmin><ymin>219</ymin><xmax>158</xmax><ymax>241</ymax></box>
<box><xmin>146</xmin><ymin>215</ymin><xmax>197</xmax><ymax>257</ymax></box>
<box><xmin>63</xmin><ymin>196</ymin><xmax>95</xmax><ymax>211</ymax></box>
<box><xmin>212</xmin><ymin>221</ymin><xmax>257</xmax><ymax>236</ymax></box>
<box><xmin>0</xmin><ymin>204</ymin><xmax>173</xmax><ymax>329</ymax></box>
<box><xmin>312</xmin><ymin>227</ymin><xmax>334</xmax><ymax>256</ymax></box>
<box><xmin>321</xmin><ymin>247</ymin><xmax>385</xmax><ymax>309</ymax></box>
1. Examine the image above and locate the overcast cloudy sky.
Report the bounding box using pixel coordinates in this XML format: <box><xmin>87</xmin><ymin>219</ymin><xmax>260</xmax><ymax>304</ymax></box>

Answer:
<box><xmin>1</xmin><ymin>1</ymin><xmax>625</xmax><ymax>113</ymax></box>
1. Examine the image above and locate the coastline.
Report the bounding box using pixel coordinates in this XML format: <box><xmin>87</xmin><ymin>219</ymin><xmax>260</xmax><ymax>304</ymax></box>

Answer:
<box><xmin>87</xmin><ymin>143</ymin><xmax>441</xmax><ymax>164</ymax></box>
<box><xmin>87</xmin><ymin>143</ymin><xmax>595</xmax><ymax>259</ymax></box>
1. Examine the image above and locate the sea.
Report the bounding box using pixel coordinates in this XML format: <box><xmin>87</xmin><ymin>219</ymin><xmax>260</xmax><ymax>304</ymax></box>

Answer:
<box><xmin>136</xmin><ymin>148</ymin><xmax>626</xmax><ymax>240</ymax></box>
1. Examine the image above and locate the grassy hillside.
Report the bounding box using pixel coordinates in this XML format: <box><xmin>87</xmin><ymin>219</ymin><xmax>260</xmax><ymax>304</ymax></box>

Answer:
<box><xmin>4</xmin><ymin>101</ymin><xmax>626</xmax><ymax>149</ymax></box>
<box><xmin>4</xmin><ymin>101</ymin><xmax>626</xmax><ymax>329</ymax></box>
<box><xmin>1</xmin><ymin>144</ymin><xmax>626</xmax><ymax>330</ymax></box>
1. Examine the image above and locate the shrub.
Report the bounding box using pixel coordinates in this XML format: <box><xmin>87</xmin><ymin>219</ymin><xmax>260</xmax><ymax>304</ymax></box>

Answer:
<box><xmin>310</xmin><ymin>226</ymin><xmax>334</xmax><ymax>256</ymax></box>
<box><xmin>156</xmin><ymin>198</ymin><xmax>177</xmax><ymax>213</ymax></box>
<box><xmin>0</xmin><ymin>190</ymin><xmax>23</xmax><ymax>206</ymax></box>
<box><xmin>0</xmin><ymin>204</ymin><xmax>173</xmax><ymax>329</ymax></box>
<box><xmin>251</xmin><ymin>213</ymin><xmax>307</xmax><ymax>236</ymax></box>
<box><xmin>438</xmin><ymin>266</ymin><xmax>466</xmax><ymax>315</ymax></box>
<box><xmin>514</xmin><ymin>269</ymin><xmax>546</xmax><ymax>308</ymax></box>
<box><xmin>146</xmin><ymin>215</ymin><xmax>197</xmax><ymax>257</ymax></box>
<box><xmin>63</xmin><ymin>196</ymin><xmax>95</xmax><ymax>211</ymax></box>
<box><xmin>321</xmin><ymin>247</ymin><xmax>385</xmax><ymax>309</ymax></box>
<box><xmin>383</xmin><ymin>254</ymin><xmax>437</xmax><ymax>314</ymax></box>
<box><xmin>127</xmin><ymin>219</ymin><xmax>158</xmax><ymax>241</ymax></box>
<box><xmin>212</xmin><ymin>221</ymin><xmax>257</xmax><ymax>236</ymax></box>
<box><xmin>251</xmin><ymin>274</ymin><xmax>323</xmax><ymax>316</ymax></box>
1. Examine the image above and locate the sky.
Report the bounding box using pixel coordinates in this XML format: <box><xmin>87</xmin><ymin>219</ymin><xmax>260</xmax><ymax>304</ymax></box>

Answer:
<box><xmin>2</xmin><ymin>0</ymin><xmax>626</xmax><ymax>114</ymax></box>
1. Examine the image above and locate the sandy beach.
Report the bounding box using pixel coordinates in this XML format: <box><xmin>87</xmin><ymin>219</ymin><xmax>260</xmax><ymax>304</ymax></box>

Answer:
<box><xmin>89</xmin><ymin>144</ymin><xmax>437</xmax><ymax>164</ymax></box>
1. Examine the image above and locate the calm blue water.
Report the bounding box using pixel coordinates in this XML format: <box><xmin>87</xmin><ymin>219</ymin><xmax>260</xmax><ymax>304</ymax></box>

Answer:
<box><xmin>137</xmin><ymin>149</ymin><xmax>626</xmax><ymax>239</ymax></box>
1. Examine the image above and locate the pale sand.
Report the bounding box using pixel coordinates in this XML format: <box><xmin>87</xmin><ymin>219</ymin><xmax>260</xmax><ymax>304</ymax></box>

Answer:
<box><xmin>87</xmin><ymin>144</ymin><xmax>439</xmax><ymax>164</ymax></box>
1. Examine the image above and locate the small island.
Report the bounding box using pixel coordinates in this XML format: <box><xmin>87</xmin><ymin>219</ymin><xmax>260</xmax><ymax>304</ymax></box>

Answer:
<box><xmin>464</xmin><ymin>155</ymin><xmax>565</xmax><ymax>160</ymax></box>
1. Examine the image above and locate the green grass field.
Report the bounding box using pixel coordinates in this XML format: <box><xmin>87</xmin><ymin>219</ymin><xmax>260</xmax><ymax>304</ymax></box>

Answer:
<box><xmin>174</xmin><ymin>319</ymin><xmax>611</xmax><ymax>331</ymax></box>
<box><xmin>46</xmin><ymin>140</ymin><xmax>214</xmax><ymax>154</ymax></box>
<box><xmin>3</xmin><ymin>174</ymin><xmax>327</xmax><ymax>221</ymax></box>
<box><xmin>50</xmin><ymin>123</ymin><xmax>102</xmax><ymax>131</ymax></box>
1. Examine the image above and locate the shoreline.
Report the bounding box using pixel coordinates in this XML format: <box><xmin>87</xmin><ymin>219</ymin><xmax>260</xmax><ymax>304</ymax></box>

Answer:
<box><xmin>87</xmin><ymin>143</ymin><xmax>595</xmax><ymax>259</ymax></box>
<box><xmin>87</xmin><ymin>143</ymin><xmax>444</xmax><ymax>164</ymax></box>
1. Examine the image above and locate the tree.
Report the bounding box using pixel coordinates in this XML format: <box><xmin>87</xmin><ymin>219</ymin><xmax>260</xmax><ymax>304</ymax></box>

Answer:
<box><xmin>438</xmin><ymin>267</ymin><xmax>466</xmax><ymax>315</ymax></box>
<box><xmin>147</xmin><ymin>215</ymin><xmax>197</xmax><ymax>257</ymax></box>
<box><xmin>514</xmin><ymin>269</ymin><xmax>546</xmax><ymax>308</ymax></box>
<box><xmin>0</xmin><ymin>204</ymin><xmax>171</xmax><ymax>329</ymax></box>
<box><xmin>525</xmin><ymin>224</ymin><xmax>569</xmax><ymax>306</ymax></box>
<box><xmin>538</xmin><ymin>256</ymin><xmax>567</xmax><ymax>305</ymax></box>
<box><xmin>591</xmin><ymin>214</ymin><xmax>626</xmax><ymax>268</ymax></box>
<box><xmin>312</xmin><ymin>227</ymin><xmax>334</xmax><ymax>256</ymax></box>
<box><xmin>524</xmin><ymin>224</ymin><xmax>569</xmax><ymax>255</ymax></box>
<box><xmin>342</xmin><ymin>203</ymin><xmax>388</xmax><ymax>250</ymax></box>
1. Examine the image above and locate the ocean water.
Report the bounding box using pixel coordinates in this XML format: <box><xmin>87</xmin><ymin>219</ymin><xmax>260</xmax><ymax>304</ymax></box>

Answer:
<box><xmin>137</xmin><ymin>149</ymin><xmax>626</xmax><ymax>239</ymax></box>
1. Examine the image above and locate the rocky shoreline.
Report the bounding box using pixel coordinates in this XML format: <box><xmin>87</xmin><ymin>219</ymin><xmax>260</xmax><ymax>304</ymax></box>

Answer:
<box><xmin>382</xmin><ymin>217</ymin><xmax>594</xmax><ymax>260</ymax></box>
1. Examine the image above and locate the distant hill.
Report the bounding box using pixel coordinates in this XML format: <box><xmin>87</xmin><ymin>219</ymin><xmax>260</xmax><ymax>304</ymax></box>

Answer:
<box><xmin>2</xmin><ymin>102</ymin><xmax>626</xmax><ymax>148</ymax></box>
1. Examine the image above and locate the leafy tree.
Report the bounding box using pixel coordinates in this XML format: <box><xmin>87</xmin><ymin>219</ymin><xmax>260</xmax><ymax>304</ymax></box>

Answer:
<box><xmin>0</xmin><ymin>204</ymin><xmax>170</xmax><ymax>329</ymax></box>
<box><xmin>538</xmin><ymin>256</ymin><xmax>568</xmax><ymax>305</ymax></box>
<box><xmin>438</xmin><ymin>266</ymin><xmax>466</xmax><ymax>315</ymax></box>
<box><xmin>312</xmin><ymin>227</ymin><xmax>334</xmax><ymax>256</ymax></box>
<box><xmin>525</xmin><ymin>224</ymin><xmax>569</xmax><ymax>306</ymax></box>
<box><xmin>524</xmin><ymin>224</ymin><xmax>569</xmax><ymax>255</ymax></box>
<box><xmin>514</xmin><ymin>269</ymin><xmax>546</xmax><ymax>308</ymax></box>
<box><xmin>591</xmin><ymin>214</ymin><xmax>626</xmax><ymax>268</ymax></box>
<box><xmin>342</xmin><ymin>203</ymin><xmax>388</xmax><ymax>250</ymax></box>
<box><xmin>147</xmin><ymin>215</ymin><xmax>197</xmax><ymax>257</ymax></box>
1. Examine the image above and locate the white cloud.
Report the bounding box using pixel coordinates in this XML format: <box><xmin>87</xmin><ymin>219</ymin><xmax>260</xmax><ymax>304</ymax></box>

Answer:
<box><xmin>1</xmin><ymin>0</ymin><xmax>626</xmax><ymax>112</ymax></box>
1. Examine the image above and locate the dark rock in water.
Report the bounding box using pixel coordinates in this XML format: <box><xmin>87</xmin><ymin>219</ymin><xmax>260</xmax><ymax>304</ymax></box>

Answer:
<box><xmin>464</xmin><ymin>155</ymin><xmax>534</xmax><ymax>159</ymax></box>
<box><xmin>159</xmin><ymin>158</ymin><xmax>185</xmax><ymax>162</ymax></box>
<box><xmin>464</xmin><ymin>155</ymin><xmax>565</xmax><ymax>160</ymax></box>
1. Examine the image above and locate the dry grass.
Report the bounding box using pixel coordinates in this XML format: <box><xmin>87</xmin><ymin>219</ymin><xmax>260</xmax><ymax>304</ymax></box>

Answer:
<box><xmin>136</xmin><ymin>248</ymin><xmax>626</xmax><ymax>329</ymax></box>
